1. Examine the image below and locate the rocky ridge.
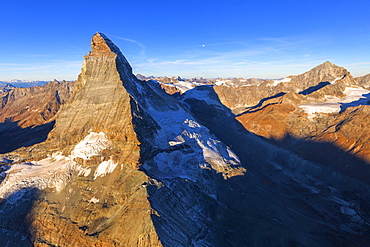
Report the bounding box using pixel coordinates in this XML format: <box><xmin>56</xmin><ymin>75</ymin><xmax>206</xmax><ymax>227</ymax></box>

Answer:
<box><xmin>0</xmin><ymin>80</ymin><xmax>73</xmax><ymax>128</ymax></box>
<box><xmin>356</xmin><ymin>73</ymin><xmax>370</xmax><ymax>89</ymax></box>
<box><xmin>0</xmin><ymin>80</ymin><xmax>74</xmax><ymax>154</ymax></box>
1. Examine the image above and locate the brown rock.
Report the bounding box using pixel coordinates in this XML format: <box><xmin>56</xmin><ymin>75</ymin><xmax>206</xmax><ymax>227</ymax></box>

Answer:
<box><xmin>0</xmin><ymin>80</ymin><xmax>74</xmax><ymax>128</ymax></box>
<box><xmin>314</xmin><ymin>105</ymin><xmax>370</xmax><ymax>163</ymax></box>
<box><xmin>214</xmin><ymin>61</ymin><xmax>355</xmax><ymax>112</ymax></box>
<box><xmin>355</xmin><ymin>73</ymin><xmax>370</xmax><ymax>89</ymax></box>
<box><xmin>10</xmin><ymin>32</ymin><xmax>161</xmax><ymax>246</ymax></box>
<box><xmin>0</xmin><ymin>80</ymin><xmax>74</xmax><ymax>154</ymax></box>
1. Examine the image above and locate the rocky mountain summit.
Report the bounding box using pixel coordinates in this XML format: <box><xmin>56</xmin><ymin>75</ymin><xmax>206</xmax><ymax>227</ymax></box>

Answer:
<box><xmin>0</xmin><ymin>33</ymin><xmax>370</xmax><ymax>246</ymax></box>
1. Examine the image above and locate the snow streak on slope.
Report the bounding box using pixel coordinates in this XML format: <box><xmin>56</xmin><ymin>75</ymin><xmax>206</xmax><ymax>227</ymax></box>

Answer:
<box><xmin>272</xmin><ymin>77</ymin><xmax>291</xmax><ymax>86</ymax></box>
<box><xmin>215</xmin><ymin>79</ymin><xmax>231</xmax><ymax>86</ymax></box>
<box><xmin>156</xmin><ymin>80</ymin><xmax>204</xmax><ymax>93</ymax></box>
<box><xmin>94</xmin><ymin>160</ymin><xmax>118</xmax><ymax>179</ymax></box>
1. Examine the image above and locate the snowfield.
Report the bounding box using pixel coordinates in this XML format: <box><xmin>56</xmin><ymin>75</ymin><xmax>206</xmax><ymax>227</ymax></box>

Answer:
<box><xmin>0</xmin><ymin>132</ymin><xmax>118</xmax><ymax>201</ymax></box>
<box><xmin>272</xmin><ymin>77</ymin><xmax>291</xmax><ymax>86</ymax></box>
<box><xmin>299</xmin><ymin>86</ymin><xmax>370</xmax><ymax>116</ymax></box>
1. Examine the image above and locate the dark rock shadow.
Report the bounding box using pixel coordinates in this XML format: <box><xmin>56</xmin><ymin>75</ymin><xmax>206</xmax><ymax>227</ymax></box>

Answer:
<box><xmin>340</xmin><ymin>92</ymin><xmax>370</xmax><ymax>113</ymax></box>
<box><xmin>272</xmin><ymin>134</ymin><xmax>370</xmax><ymax>185</ymax></box>
<box><xmin>0</xmin><ymin>121</ymin><xmax>55</xmax><ymax>154</ymax></box>
<box><xmin>299</xmin><ymin>81</ymin><xmax>331</xmax><ymax>95</ymax></box>
<box><xmin>0</xmin><ymin>187</ymin><xmax>39</xmax><ymax>247</ymax></box>
<box><xmin>236</xmin><ymin>92</ymin><xmax>286</xmax><ymax>116</ymax></box>
<box><xmin>181</xmin><ymin>86</ymin><xmax>370</xmax><ymax>185</ymax></box>
<box><xmin>179</xmin><ymin>85</ymin><xmax>370</xmax><ymax>246</ymax></box>
<box><xmin>127</xmin><ymin>82</ymin><xmax>370</xmax><ymax>246</ymax></box>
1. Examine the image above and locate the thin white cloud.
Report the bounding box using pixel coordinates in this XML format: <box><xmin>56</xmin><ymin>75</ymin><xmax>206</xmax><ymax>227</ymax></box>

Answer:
<box><xmin>0</xmin><ymin>60</ymin><xmax>82</xmax><ymax>81</ymax></box>
<box><xmin>110</xmin><ymin>35</ymin><xmax>146</xmax><ymax>56</ymax></box>
<box><xmin>129</xmin><ymin>35</ymin><xmax>339</xmax><ymax>78</ymax></box>
<box><xmin>345</xmin><ymin>62</ymin><xmax>370</xmax><ymax>66</ymax></box>
<box><xmin>0</xmin><ymin>61</ymin><xmax>81</xmax><ymax>71</ymax></box>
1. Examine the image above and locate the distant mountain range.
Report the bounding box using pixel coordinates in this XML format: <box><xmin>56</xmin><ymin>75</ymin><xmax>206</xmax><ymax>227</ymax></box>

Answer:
<box><xmin>0</xmin><ymin>80</ymin><xmax>48</xmax><ymax>88</ymax></box>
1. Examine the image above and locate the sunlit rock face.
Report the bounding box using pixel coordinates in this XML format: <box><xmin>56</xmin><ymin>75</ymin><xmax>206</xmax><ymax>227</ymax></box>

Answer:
<box><xmin>0</xmin><ymin>80</ymin><xmax>73</xmax><ymax>128</ymax></box>
<box><xmin>0</xmin><ymin>33</ymin><xmax>370</xmax><ymax>247</ymax></box>
<box><xmin>0</xmin><ymin>33</ymin><xmax>161</xmax><ymax>247</ymax></box>
<box><xmin>356</xmin><ymin>73</ymin><xmax>370</xmax><ymax>89</ymax></box>
<box><xmin>0</xmin><ymin>80</ymin><xmax>74</xmax><ymax>154</ymax></box>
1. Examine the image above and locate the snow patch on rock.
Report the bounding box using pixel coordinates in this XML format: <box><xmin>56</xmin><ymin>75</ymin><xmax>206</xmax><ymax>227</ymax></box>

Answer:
<box><xmin>331</xmin><ymin>77</ymin><xmax>345</xmax><ymax>84</ymax></box>
<box><xmin>0</xmin><ymin>153</ymin><xmax>74</xmax><ymax>200</ymax></box>
<box><xmin>71</xmin><ymin>132</ymin><xmax>110</xmax><ymax>160</ymax></box>
<box><xmin>272</xmin><ymin>77</ymin><xmax>291</xmax><ymax>86</ymax></box>
<box><xmin>0</xmin><ymin>132</ymin><xmax>116</xmax><ymax>201</ymax></box>
<box><xmin>94</xmin><ymin>160</ymin><xmax>119</xmax><ymax>179</ymax></box>
<box><xmin>299</xmin><ymin>86</ymin><xmax>370</xmax><ymax>116</ymax></box>
<box><xmin>157</xmin><ymin>80</ymin><xmax>204</xmax><ymax>93</ymax></box>
<box><xmin>215</xmin><ymin>79</ymin><xmax>231</xmax><ymax>86</ymax></box>
<box><xmin>89</xmin><ymin>197</ymin><xmax>100</xmax><ymax>203</ymax></box>
<box><xmin>184</xmin><ymin>119</ymin><xmax>201</xmax><ymax>128</ymax></box>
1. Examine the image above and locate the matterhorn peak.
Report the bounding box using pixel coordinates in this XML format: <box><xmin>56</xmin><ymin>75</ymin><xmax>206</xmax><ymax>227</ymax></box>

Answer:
<box><xmin>316</xmin><ymin>61</ymin><xmax>347</xmax><ymax>75</ymax></box>
<box><xmin>85</xmin><ymin>32</ymin><xmax>133</xmax><ymax>79</ymax></box>
<box><xmin>89</xmin><ymin>32</ymin><xmax>111</xmax><ymax>55</ymax></box>
<box><xmin>89</xmin><ymin>32</ymin><xmax>121</xmax><ymax>56</ymax></box>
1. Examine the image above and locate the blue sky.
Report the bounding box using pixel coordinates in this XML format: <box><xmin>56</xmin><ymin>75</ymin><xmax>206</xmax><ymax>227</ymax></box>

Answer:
<box><xmin>1</xmin><ymin>0</ymin><xmax>370</xmax><ymax>81</ymax></box>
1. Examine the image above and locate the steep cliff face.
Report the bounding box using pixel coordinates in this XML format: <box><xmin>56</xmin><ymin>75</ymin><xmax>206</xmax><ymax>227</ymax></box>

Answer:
<box><xmin>109</xmin><ymin>39</ymin><xmax>247</xmax><ymax>247</ymax></box>
<box><xmin>0</xmin><ymin>33</ymin><xmax>161</xmax><ymax>246</ymax></box>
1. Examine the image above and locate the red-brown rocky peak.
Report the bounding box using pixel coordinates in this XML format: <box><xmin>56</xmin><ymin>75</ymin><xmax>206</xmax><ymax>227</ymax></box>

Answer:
<box><xmin>88</xmin><ymin>32</ymin><xmax>124</xmax><ymax>57</ymax></box>
<box><xmin>85</xmin><ymin>32</ymin><xmax>133</xmax><ymax>79</ymax></box>
<box><xmin>89</xmin><ymin>32</ymin><xmax>112</xmax><ymax>56</ymax></box>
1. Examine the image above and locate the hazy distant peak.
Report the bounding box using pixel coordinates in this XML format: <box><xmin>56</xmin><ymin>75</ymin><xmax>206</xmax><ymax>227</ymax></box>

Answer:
<box><xmin>294</xmin><ymin>61</ymin><xmax>350</xmax><ymax>84</ymax></box>
<box><xmin>322</xmin><ymin>61</ymin><xmax>335</xmax><ymax>66</ymax></box>
<box><xmin>305</xmin><ymin>61</ymin><xmax>344</xmax><ymax>73</ymax></box>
